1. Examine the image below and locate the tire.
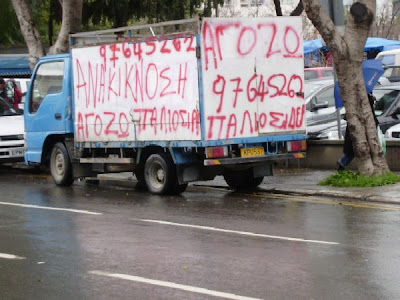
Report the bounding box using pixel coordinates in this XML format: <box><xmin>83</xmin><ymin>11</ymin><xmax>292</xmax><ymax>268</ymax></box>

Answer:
<box><xmin>144</xmin><ymin>153</ymin><xmax>178</xmax><ymax>195</ymax></box>
<box><xmin>50</xmin><ymin>142</ymin><xmax>74</xmax><ymax>186</ymax></box>
<box><xmin>223</xmin><ymin>169</ymin><xmax>264</xmax><ymax>190</ymax></box>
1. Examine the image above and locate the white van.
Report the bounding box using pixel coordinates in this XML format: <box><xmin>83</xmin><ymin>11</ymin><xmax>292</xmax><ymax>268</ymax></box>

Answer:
<box><xmin>375</xmin><ymin>49</ymin><xmax>400</xmax><ymax>66</ymax></box>
<box><xmin>376</xmin><ymin>49</ymin><xmax>400</xmax><ymax>83</ymax></box>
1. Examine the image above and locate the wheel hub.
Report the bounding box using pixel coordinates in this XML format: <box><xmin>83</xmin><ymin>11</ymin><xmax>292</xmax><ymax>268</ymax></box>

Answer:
<box><xmin>156</xmin><ymin>168</ymin><xmax>165</xmax><ymax>182</ymax></box>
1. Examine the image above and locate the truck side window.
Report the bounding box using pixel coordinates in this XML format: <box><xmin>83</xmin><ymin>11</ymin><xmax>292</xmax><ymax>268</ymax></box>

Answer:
<box><xmin>30</xmin><ymin>61</ymin><xmax>64</xmax><ymax>114</ymax></box>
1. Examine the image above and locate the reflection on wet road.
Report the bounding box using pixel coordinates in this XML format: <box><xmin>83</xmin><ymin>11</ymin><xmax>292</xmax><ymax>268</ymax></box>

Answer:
<box><xmin>1</xmin><ymin>169</ymin><xmax>400</xmax><ymax>300</ymax></box>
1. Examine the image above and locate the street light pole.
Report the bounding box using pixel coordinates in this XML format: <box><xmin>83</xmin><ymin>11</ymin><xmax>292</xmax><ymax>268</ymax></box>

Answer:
<box><xmin>320</xmin><ymin>0</ymin><xmax>345</xmax><ymax>139</ymax></box>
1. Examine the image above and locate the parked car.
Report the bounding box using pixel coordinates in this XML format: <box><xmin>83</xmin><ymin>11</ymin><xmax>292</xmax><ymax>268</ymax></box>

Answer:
<box><xmin>307</xmin><ymin>119</ymin><xmax>346</xmax><ymax>140</ymax></box>
<box><xmin>375</xmin><ymin>48</ymin><xmax>400</xmax><ymax>67</ymax></box>
<box><xmin>378</xmin><ymin>65</ymin><xmax>400</xmax><ymax>83</ymax></box>
<box><xmin>304</xmin><ymin>67</ymin><xmax>334</xmax><ymax>80</ymax></box>
<box><xmin>307</xmin><ymin>85</ymin><xmax>400</xmax><ymax>140</ymax></box>
<box><xmin>373</xmin><ymin>85</ymin><xmax>400</xmax><ymax>133</ymax></box>
<box><xmin>385</xmin><ymin>123</ymin><xmax>400</xmax><ymax>139</ymax></box>
<box><xmin>304</xmin><ymin>78</ymin><xmax>341</xmax><ymax>126</ymax></box>
<box><xmin>304</xmin><ymin>72</ymin><xmax>389</xmax><ymax>127</ymax></box>
<box><xmin>0</xmin><ymin>97</ymin><xmax>25</xmax><ymax>163</ymax></box>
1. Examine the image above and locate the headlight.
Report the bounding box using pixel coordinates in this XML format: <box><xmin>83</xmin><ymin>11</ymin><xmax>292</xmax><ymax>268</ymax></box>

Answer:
<box><xmin>17</xmin><ymin>134</ymin><xmax>24</xmax><ymax>140</ymax></box>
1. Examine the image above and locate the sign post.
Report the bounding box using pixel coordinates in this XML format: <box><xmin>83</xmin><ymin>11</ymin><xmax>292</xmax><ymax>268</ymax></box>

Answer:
<box><xmin>321</xmin><ymin>0</ymin><xmax>345</xmax><ymax>139</ymax></box>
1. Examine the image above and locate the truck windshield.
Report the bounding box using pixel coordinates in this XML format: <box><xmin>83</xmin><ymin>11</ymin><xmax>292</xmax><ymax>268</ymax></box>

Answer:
<box><xmin>30</xmin><ymin>61</ymin><xmax>64</xmax><ymax>113</ymax></box>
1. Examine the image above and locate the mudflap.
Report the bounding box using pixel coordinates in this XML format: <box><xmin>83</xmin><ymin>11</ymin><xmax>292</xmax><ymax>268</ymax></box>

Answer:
<box><xmin>176</xmin><ymin>164</ymin><xmax>220</xmax><ymax>184</ymax></box>
<box><xmin>72</xmin><ymin>162</ymin><xmax>97</xmax><ymax>178</ymax></box>
<box><xmin>253</xmin><ymin>162</ymin><xmax>273</xmax><ymax>177</ymax></box>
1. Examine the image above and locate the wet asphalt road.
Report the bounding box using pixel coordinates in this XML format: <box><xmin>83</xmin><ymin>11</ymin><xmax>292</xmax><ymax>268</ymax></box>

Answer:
<box><xmin>1</xmin><ymin>165</ymin><xmax>400</xmax><ymax>300</ymax></box>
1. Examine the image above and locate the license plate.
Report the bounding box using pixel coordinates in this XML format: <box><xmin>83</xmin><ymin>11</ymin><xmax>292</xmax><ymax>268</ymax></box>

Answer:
<box><xmin>240</xmin><ymin>147</ymin><xmax>265</xmax><ymax>157</ymax></box>
<box><xmin>11</xmin><ymin>149</ymin><xmax>25</xmax><ymax>156</ymax></box>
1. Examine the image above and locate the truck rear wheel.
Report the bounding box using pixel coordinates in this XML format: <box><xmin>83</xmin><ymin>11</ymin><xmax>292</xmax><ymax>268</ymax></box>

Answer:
<box><xmin>223</xmin><ymin>169</ymin><xmax>264</xmax><ymax>190</ymax></box>
<box><xmin>50</xmin><ymin>142</ymin><xmax>74</xmax><ymax>186</ymax></box>
<box><xmin>144</xmin><ymin>153</ymin><xmax>178</xmax><ymax>195</ymax></box>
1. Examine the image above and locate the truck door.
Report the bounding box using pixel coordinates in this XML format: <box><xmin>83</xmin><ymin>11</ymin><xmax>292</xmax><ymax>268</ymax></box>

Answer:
<box><xmin>25</xmin><ymin>57</ymin><xmax>73</xmax><ymax>163</ymax></box>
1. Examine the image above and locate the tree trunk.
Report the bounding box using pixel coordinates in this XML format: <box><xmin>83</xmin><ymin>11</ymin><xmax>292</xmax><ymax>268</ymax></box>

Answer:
<box><xmin>49</xmin><ymin>0</ymin><xmax>83</xmax><ymax>54</ymax></box>
<box><xmin>11</xmin><ymin>0</ymin><xmax>46</xmax><ymax>70</ymax></box>
<box><xmin>303</xmin><ymin>0</ymin><xmax>389</xmax><ymax>176</ymax></box>
<box><xmin>12</xmin><ymin>0</ymin><xmax>83</xmax><ymax>66</ymax></box>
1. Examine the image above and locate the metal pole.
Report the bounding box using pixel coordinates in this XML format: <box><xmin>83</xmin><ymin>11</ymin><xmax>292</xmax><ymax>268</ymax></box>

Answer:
<box><xmin>321</xmin><ymin>0</ymin><xmax>345</xmax><ymax>139</ymax></box>
<box><xmin>334</xmin><ymin>68</ymin><xmax>343</xmax><ymax>139</ymax></box>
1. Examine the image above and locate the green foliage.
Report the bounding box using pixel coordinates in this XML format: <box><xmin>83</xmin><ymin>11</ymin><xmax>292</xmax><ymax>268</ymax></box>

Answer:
<box><xmin>83</xmin><ymin>0</ymin><xmax>143</xmax><ymax>28</ymax></box>
<box><xmin>82</xmin><ymin>0</ymin><xmax>205</xmax><ymax>28</ymax></box>
<box><xmin>10</xmin><ymin>0</ymin><xmax>226</xmax><ymax>48</ymax></box>
<box><xmin>30</xmin><ymin>0</ymin><xmax>60</xmax><ymax>46</ymax></box>
<box><xmin>202</xmin><ymin>0</ymin><xmax>224</xmax><ymax>17</ymax></box>
<box><xmin>0</xmin><ymin>1</ymin><xmax>25</xmax><ymax>45</ymax></box>
<box><xmin>319</xmin><ymin>170</ymin><xmax>400</xmax><ymax>187</ymax></box>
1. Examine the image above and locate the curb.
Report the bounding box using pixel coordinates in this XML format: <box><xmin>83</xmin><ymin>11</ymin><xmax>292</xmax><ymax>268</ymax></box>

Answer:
<box><xmin>96</xmin><ymin>178</ymin><xmax>399</xmax><ymax>205</ymax></box>
<box><xmin>259</xmin><ymin>187</ymin><xmax>400</xmax><ymax>206</ymax></box>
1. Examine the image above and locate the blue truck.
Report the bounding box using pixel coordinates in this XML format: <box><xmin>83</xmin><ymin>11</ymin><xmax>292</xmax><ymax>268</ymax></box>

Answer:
<box><xmin>24</xmin><ymin>18</ymin><xmax>306</xmax><ymax>195</ymax></box>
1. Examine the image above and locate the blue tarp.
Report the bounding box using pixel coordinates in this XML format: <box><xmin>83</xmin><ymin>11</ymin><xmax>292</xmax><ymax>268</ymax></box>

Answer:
<box><xmin>304</xmin><ymin>37</ymin><xmax>400</xmax><ymax>54</ymax></box>
<box><xmin>334</xmin><ymin>59</ymin><xmax>384</xmax><ymax>108</ymax></box>
<box><xmin>304</xmin><ymin>38</ymin><xmax>326</xmax><ymax>54</ymax></box>
<box><xmin>0</xmin><ymin>55</ymin><xmax>31</xmax><ymax>77</ymax></box>
<box><xmin>304</xmin><ymin>39</ymin><xmax>328</xmax><ymax>67</ymax></box>
<box><xmin>364</xmin><ymin>37</ymin><xmax>400</xmax><ymax>52</ymax></box>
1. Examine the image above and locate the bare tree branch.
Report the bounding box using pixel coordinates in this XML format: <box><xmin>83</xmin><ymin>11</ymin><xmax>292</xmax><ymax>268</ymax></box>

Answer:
<box><xmin>49</xmin><ymin>0</ymin><xmax>83</xmax><ymax>54</ymax></box>
<box><xmin>273</xmin><ymin>0</ymin><xmax>283</xmax><ymax>16</ymax></box>
<box><xmin>302</xmin><ymin>0</ymin><xmax>346</xmax><ymax>56</ymax></box>
<box><xmin>290</xmin><ymin>1</ymin><xmax>304</xmax><ymax>16</ymax></box>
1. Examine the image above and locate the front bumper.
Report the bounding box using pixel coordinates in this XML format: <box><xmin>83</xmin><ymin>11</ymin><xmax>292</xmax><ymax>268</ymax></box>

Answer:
<box><xmin>0</xmin><ymin>146</ymin><xmax>26</xmax><ymax>163</ymax></box>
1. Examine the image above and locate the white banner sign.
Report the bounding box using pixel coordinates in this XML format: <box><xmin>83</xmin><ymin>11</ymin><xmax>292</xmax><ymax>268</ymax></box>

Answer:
<box><xmin>201</xmin><ymin>17</ymin><xmax>305</xmax><ymax>141</ymax></box>
<box><xmin>72</xmin><ymin>36</ymin><xmax>200</xmax><ymax>142</ymax></box>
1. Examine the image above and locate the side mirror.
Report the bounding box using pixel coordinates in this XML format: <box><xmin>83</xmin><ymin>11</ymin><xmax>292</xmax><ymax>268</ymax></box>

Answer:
<box><xmin>311</xmin><ymin>100</ymin><xmax>329</xmax><ymax>111</ymax></box>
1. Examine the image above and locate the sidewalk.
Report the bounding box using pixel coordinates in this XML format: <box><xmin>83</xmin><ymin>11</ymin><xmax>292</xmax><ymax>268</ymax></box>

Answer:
<box><xmin>99</xmin><ymin>168</ymin><xmax>400</xmax><ymax>205</ymax></box>
<box><xmin>259</xmin><ymin>168</ymin><xmax>400</xmax><ymax>204</ymax></box>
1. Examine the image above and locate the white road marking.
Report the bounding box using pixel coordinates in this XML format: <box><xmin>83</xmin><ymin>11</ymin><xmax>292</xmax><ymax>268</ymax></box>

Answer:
<box><xmin>0</xmin><ymin>253</ymin><xmax>25</xmax><ymax>260</ymax></box>
<box><xmin>89</xmin><ymin>270</ymin><xmax>263</xmax><ymax>300</ymax></box>
<box><xmin>135</xmin><ymin>219</ymin><xmax>339</xmax><ymax>245</ymax></box>
<box><xmin>0</xmin><ymin>201</ymin><xmax>102</xmax><ymax>215</ymax></box>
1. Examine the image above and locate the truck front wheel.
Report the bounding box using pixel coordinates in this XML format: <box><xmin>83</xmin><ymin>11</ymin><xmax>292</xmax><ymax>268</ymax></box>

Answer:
<box><xmin>144</xmin><ymin>153</ymin><xmax>177</xmax><ymax>195</ymax></box>
<box><xmin>50</xmin><ymin>142</ymin><xmax>74</xmax><ymax>186</ymax></box>
<box><xmin>223</xmin><ymin>169</ymin><xmax>264</xmax><ymax>190</ymax></box>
